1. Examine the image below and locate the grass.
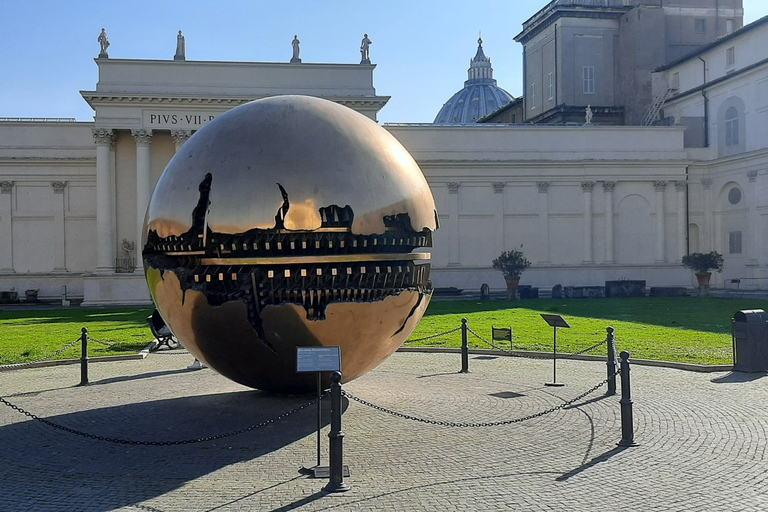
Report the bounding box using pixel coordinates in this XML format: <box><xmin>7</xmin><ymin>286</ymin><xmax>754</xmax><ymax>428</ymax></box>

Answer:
<box><xmin>0</xmin><ymin>308</ymin><xmax>154</xmax><ymax>365</ymax></box>
<box><xmin>408</xmin><ymin>297</ymin><xmax>768</xmax><ymax>365</ymax></box>
<box><xmin>0</xmin><ymin>297</ymin><xmax>765</xmax><ymax>366</ymax></box>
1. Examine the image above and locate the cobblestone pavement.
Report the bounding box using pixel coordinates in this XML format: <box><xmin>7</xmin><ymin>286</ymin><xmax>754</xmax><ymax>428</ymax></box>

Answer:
<box><xmin>1</xmin><ymin>349</ymin><xmax>767</xmax><ymax>511</ymax></box>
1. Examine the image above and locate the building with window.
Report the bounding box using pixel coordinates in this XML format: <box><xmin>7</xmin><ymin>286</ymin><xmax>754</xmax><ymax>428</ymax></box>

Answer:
<box><xmin>652</xmin><ymin>14</ymin><xmax>768</xmax><ymax>281</ymax></box>
<box><xmin>511</xmin><ymin>0</ymin><xmax>743</xmax><ymax>125</ymax></box>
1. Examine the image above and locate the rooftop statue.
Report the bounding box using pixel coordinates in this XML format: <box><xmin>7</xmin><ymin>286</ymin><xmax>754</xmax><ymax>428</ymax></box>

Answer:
<box><xmin>360</xmin><ymin>33</ymin><xmax>372</xmax><ymax>64</ymax></box>
<box><xmin>97</xmin><ymin>28</ymin><xmax>110</xmax><ymax>58</ymax></box>
<box><xmin>291</xmin><ymin>35</ymin><xmax>301</xmax><ymax>63</ymax></box>
<box><xmin>174</xmin><ymin>30</ymin><xmax>186</xmax><ymax>61</ymax></box>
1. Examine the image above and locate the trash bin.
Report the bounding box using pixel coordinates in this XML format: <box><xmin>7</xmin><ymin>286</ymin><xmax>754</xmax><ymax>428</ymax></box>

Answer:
<box><xmin>733</xmin><ymin>309</ymin><xmax>768</xmax><ymax>372</ymax></box>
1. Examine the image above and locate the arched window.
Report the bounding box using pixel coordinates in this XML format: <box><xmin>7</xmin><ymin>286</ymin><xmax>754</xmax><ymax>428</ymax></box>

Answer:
<box><xmin>725</xmin><ymin>107</ymin><xmax>739</xmax><ymax>147</ymax></box>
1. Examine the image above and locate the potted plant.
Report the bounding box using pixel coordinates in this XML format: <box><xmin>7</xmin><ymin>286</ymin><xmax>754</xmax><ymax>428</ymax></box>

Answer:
<box><xmin>492</xmin><ymin>248</ymin><xmax>532</xmax><ymax>298</ymax></box>
<box><xmin>681</xmin><ymin>251</ymin><xmax>724</xmax><ymax>288</ymax></box>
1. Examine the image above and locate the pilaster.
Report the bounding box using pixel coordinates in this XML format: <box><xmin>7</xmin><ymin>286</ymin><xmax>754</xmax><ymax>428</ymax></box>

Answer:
<box><xmin>171</xmin><ymin>130</ymin><xmax>192</xmax><ymax>151</ymax></box>
<box><xmin>447</xmin><ymin>182</ymin><xmax>460</xmax><ymax>266</ymax></box>
<box><xmin>132</xmin><ymin>129</ymin><xmax>153</xmax><ymax>271</ymax></box>
<box><xmin>93</xmin><ymin>129</ymin><xmax>116</xmax><ymax>273</ymax></box>
<box><xmin>582</xmin><ymin>181</ymin><xmax>595</xmax><ymax>263</ymax></box>
<box><xmin>537</xmin><ymin>182</ymin><xmax>550</xmax><ymax>263</ymax></box>
<box><xmin>747</xmin><ymin>170</ymin><xmax>759</xmax><ymax>264</ymax></box>
<box><xmin>0</xmin><ymin>181</ymin><xmax>14</xmax><ymax>272</ymax></box>
<box><xmin>51</xmin><ymin>181</ymin><xmax>67</xmax><ymax>271</ymax></box>
<box><xmin>674</xmin><ymin>180</ymin><xmax>687</xmax><ymax>262</ymax></box>
<box><xmin>492</xmin><ymin>182</ymin><xmax>505</xmax><ymax>260</ymax></box>
<box><xmin>654</xmin><ymin>180</ymin><xmax>667</xmax><ymax>262</ymax></box>
<box><xmin>603</xmin><ymin>181</ymin><xmax>616</xmax><ymax>263</ymax></box>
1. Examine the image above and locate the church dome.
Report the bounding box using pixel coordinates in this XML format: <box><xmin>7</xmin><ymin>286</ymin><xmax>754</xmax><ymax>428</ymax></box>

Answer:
<box><xmin>434</xmin><ymin>38</ymin><xmax>514</xmax><ymax>124</ymax></box>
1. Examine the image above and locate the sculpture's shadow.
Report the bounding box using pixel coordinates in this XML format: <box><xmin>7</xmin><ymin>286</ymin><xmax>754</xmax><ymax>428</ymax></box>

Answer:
<box><xmin>0</xmin><ymin>390</ymin><xmax>340</xmax><ymax>511</ymax></box>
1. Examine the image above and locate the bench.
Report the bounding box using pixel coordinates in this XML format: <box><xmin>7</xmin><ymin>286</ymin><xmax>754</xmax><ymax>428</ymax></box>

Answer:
<box><xmin>147</xmin><ymin>310</ymin><xmax>178</xmax><ymax>351</ymax></box>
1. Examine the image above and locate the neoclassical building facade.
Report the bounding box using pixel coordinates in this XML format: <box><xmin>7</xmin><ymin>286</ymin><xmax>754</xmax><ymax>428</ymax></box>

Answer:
<box><xmin>1</xmin><ymin>18</ymin><xmax>766</xmax><ymax>304</ymax></box>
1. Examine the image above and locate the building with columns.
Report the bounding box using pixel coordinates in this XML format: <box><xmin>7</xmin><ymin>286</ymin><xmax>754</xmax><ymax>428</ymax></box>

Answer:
<box><xmin>0</xmin><ymin>12</ymin><xmax>766</xmax><ymax>304</ymax></box>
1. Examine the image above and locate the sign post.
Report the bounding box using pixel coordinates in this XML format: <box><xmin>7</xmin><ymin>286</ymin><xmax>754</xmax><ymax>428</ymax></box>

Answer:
<box><xmin>540</xmin><ymin>314</ymin><xmax>570</xmax><ymax>387</ymax></box>
<box><xmin>296</xmin><ymin>346</ymin><xmax>348</xmax><ymax>479</ymax></box>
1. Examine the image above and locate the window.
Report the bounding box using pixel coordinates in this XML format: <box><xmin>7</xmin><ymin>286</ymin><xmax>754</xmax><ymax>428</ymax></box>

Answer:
<box><xmin>726</xmin><ymin>19</ymin><xmax>734</xmax><ymax>34</ymax></box>
<box><xmin>729</xmin><ymin>231</ymin><xmax>742</xmax><ymax>254</ymax></box>
<box><xmin>671</xmin><ymin>72</ymin><xmax>680</xmax><ymax>90</ymax></box>
<box><xmin>728</xmin><ymin>187</ymin><xmax>742</xmax><ymax>205</ymax></box>
<box><xmin>725</xmin><ymin>107</ymin><xmax>739</xmax><ymax>146</ymax></box>
<box><xmin>548</xmin><ymin>72</ymin><xmax>554</xmax><ymax>100</ymax></box>
<box><xmin>531</xmin><ymin>83</ymin><xmax>537</xmax><ymax>109</ymax></box>
<box><xmin>583</xmin><ymin>66</ymin><xmax>595</xmax><ymax>95</ymax></box>
<box><xmin>695</xmin><ymin>18</ymin><xmax>706</xmax><ymax>34</ymax></box>
<box><xmin>726</xmin><ymin>47</ymin><xmax>735</xmax><ymax>67</ymax></box>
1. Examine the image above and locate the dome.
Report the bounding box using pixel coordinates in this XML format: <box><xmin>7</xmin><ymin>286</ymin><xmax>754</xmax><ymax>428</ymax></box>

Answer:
<box><xmin>434</xmin><ymin>38</ymin><xmax>514</xmax><ymax>124</ymax></box>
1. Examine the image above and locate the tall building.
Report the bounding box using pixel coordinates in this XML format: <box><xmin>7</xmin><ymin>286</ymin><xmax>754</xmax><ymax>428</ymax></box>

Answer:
<box><xmin>512</xmin><ymin>0</ymin><xmax>743</xmax><ymax>125</ymax></box>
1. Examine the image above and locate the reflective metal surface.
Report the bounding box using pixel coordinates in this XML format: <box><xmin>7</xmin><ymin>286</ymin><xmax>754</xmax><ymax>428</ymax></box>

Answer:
<box><xmin>143</xmin><ymin>96</ymin><xmax>437</xmax><ymax>394</ymax></box>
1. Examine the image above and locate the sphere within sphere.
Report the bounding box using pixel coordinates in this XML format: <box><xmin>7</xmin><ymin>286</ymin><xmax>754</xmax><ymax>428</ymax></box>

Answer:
<box><xmin>143</xmin><ymin>95</ymin><xmax>437</xmax><ymax>394</ymax></box>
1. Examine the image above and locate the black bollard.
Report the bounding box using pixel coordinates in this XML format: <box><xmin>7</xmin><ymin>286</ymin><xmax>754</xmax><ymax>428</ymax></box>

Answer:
<box><xmin>606</xmin><ymin>327</ymin><xmax>617</xmax><ymax>396</ymax></box>
<box><xmin>78</xmin><ymin>327</ymin><xmax>89</xmax><ymax>386</ymax></box>
<box><xmin>618</xmin><ymin>351</ymin><xmax>637</xmax><ymax>446</ymax></box>
<box><xmin>460</xmin><ymin>318</ymin><xmax>470</xmax><ymax>373</ymax></box>
<box><xmin>324</xmin><ymin>371</ymin><xmax>350</xmax><ymax>493</ymax></box>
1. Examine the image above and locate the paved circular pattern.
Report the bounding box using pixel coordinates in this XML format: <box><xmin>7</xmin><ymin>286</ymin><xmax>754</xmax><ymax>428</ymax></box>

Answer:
<box><xmin>1</xmin><ymin>351</ymin><xmax>767</xmax><ymax>511</ymax></box>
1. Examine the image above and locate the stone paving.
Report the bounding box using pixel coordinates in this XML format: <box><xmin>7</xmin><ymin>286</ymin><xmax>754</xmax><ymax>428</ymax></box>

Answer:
<box><xmin>1</xmin><ymin>348</ymin><xmax>767</xmax><ymax>511</ymax></box>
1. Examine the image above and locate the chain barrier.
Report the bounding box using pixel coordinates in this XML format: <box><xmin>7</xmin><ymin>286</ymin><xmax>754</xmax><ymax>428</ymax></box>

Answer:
<box><xmin>0</xmin><ymin>338</ymin><xmax>81</xmax><ymax>371</ymax></box>
<box><xmin>559</xmin><ymin>338</ymin><xmax>608</xmax><ymax>358</ymax></box>
<box><xmin>0</xmin><ymin>394</ymin><xmax>321</xmax><ymax>445</ymax></box>
<box><xmin>402</xmin><ymin>327</ymin><xmax>461</xmax><ymax>345</ymax></box>
<box><xmin>466</xmin><ymin>327</ymin><xmax>511</xmax><ymax>352</ymax></box>
<box><xmin>342</xmin><ymin>370</ymin><xmax>619</xmax><ymax>428</ymax></box>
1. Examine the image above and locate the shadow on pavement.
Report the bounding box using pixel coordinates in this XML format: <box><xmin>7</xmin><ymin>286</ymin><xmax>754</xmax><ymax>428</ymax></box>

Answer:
<box><xmin>0</xmin><ymin>390</ymin><xmax>344</xmax><ymax>512</ymax></box>
<box><xmin>711</xmin><ymin>371</ymin><xmax>768</xmax><ymax>383</ymax></box>
<box><xmin>555</xmin><ymin>445</ymin><xmax>629</xmax><ymax>481</ymax></box>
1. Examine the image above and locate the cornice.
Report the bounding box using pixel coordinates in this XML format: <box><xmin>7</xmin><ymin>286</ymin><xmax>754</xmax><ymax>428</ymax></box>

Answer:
<box><xmin>80</xmin><ymin>92</ymin><xmax>390</xmax><ymax>108</ymax></box>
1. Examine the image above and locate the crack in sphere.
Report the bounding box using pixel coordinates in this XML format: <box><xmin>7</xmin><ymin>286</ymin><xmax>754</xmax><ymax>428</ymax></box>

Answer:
<box><xmin>143</xmin><ymin>95</ymin><xmax>438</xmax><ymax>394</ymax></box>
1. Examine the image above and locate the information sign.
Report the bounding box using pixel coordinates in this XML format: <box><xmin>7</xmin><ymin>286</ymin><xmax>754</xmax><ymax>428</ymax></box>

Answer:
<box><xmin>296</xmin><ymin>346</ymin><xmax>342</xmax><ymax>373</ymax></box>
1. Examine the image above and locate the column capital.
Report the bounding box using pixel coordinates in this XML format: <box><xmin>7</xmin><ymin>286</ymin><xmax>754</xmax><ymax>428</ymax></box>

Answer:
<box><xmin>581</xmin><ymin>181</ymin><xmax>595</xmax><ymax>191</ymax></box>
<box><xmin>602</xmin><ymin>181</ymin><xmax>616</xmax><ymax>191</ymax></box>
<box><xmin>536</xmin><ymin>181</ymin><xmax>550</xmax><ymax>192</ymax></box>
<box><xmin>748</xmin><ymin>170</ymin><xmax>758</xmax><ymax>182</ymax></box>
<box><xmin>447</xmin><ymin>182</ymin><xmax>460</xmax><ymax>194</ymax></box>
<box><xmin>0</xmin><ymin>181</ymin><xmax>13</xmax><ymax>194</ymax></box>
<box><xmin>92</xmin><ymin>128</ymin><xmax>115</xmax><ymax>146</ymax></box>
<box><xmin>674</xmin><ymin>180</ymin><xmax>688</xmax><ymax>191</ymax></box>
<box><xmin>131</xmin><ymin>129</ymin><xmax>153</xmax><ymax>147</ymax></box>
<box><xmin>653</xmin><ymin>180</ymin><xmax>668</xmax><ymax>191</ymax></box>
<box><xmin>171</xmin><ymin>129</ymin><xmax>192</xmax><ymax>147</ymax></box>
<box><xmin>701</xmin><ymin>177</ymin><xmax>712</xmax><ymax>189</ymax></box>
<box><xmin>51</xmin><ymin>181</ymin><xmax>67</xmax><ymax>193</ymax></box>
<box><xmin>491</xmin><ymin>182</ymin><xmax>505</xmax><ymax>194</ymax></box>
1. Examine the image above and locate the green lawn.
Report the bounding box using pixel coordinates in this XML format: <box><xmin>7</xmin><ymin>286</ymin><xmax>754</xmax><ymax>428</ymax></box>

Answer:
<box><xmin>408</xmin><ymin>297</ymin><xmax>768</xmax><ymax>365</ymax></box>
<box><xmin>0</xmin><ymin>297</ymin><xmax>765</xmax><ymax>366</ymax></box>
<box><xmin>0</xmin><ymin>308</ymin><xmax>154</xmax><ymax>365</ymax></box>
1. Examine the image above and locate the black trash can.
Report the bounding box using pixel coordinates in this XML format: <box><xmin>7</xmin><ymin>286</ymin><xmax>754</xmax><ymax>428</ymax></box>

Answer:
<box><xmin>733</xmin><ymin>309</ymin><xmax>768</xmax><ymax>372</ymax></box>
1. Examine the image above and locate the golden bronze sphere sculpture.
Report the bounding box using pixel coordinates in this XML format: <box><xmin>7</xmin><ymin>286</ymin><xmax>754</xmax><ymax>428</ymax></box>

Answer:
<box><xmin>143</xmin><ymin>95</ymin><xmax>438</xmax><ymax>394</ymax></box>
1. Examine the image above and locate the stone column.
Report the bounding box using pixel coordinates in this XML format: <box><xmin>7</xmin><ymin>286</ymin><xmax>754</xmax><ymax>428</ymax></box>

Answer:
<box><xmin>654</xmin><ymin>181</ymin><xmax>668</xmax><ymax>262</ymax></box>
<box><xmin>171</xmin><ymin>130</ymin><xmax>192</xmax><ymax>152</ymax></box>
<box><xmin>747</xmin><ymin>170</ymin><xmax>759</xmax><ymax>264</ymax></box>
<box><xmin>93</xmin><ymin>129</ymin><xmax>115</xmax><ymax>273</ymax></box>
<box><xmin>675</xmin><ymin>180</ymin><xmax>687</xmax><ymax>262</ymax></box>
<box><xmin>51</xmin><ymin>181</ymin><xmax>67</xmax><ymax>271</ymax></box>
<box><xmin>0</xmin><ymin>181</ymin><xmax>14</xmax><ymax>272</ymax></box>
<box><xmin>447</xmin><ymin>182</ymin><xmax>460</xmax><ymax>266</ymax></box>
<box><xmin>537</xmin><ymin>182</ymin><xmax>550</xmax><ymax>263</ymax></box>
<box><xmin>582</xmin><ymin>181</ymin><xmax>595</xmax><ymax>263</ymax></box>
<box><xmin>603</xmin><ymin>181</ymin><xmax>616</xmax><ymax>263</ymax></box>
<box><xmin>702</xmin><ymin>177</ymin><xmax>713</xmax><ymax>251</ymax></box>
<box><xmin>492</xmin><ymin>182</ymin><xmax>505</xmax><ymax>259</ymax></box>
<box><xmin>132</xmin><ymin>129</ymin><xmax>153</xmax><ymax>271</ymax></box>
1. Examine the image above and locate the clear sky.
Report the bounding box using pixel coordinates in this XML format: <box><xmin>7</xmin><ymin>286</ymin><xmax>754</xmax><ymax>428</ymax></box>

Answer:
<box><xmin>1</xmin><ymin>0</ymin><xmax>765</xmax><ymax>124</ymax></box>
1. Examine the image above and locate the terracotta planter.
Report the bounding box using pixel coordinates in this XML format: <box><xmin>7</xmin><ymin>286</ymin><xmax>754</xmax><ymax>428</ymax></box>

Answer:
<box><xmin>504</xmin><ymin>275</ymin><xmax>521</xmax><ymax>299</ymax></box>
<box><xmin>695</xmin><ymin>272</ymin><xmax>712</xmax><ymax>288</ymax></box>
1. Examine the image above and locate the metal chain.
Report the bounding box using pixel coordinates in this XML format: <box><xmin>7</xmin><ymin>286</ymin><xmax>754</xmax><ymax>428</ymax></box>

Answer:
<box><xmin>0</xmin><ymin>395</ymin><xmax>320</xmax><ymax>445</ymax></box>
<box><xmin>559</xmin><ymin>338</ymin><xmax>608</xmax><ymax>358</ymax></box>
<box><xmin>402</xmin><ymin>327</ymin><xmax>461</xmax><ymax>344</ymax></box>
<box><xmin>0</xmin><ymin>339</ymin><xmax>81</xmax><ymax>371</ymax></box>
<box><xmin>466</xmin><ymin>327</ymin><xmax>510</xmax><ymax>351</ymax></box>
<box><xmin>342</xmin><ymin>371</ymin><xmax>619</xmax><ymax>428</ymax></box>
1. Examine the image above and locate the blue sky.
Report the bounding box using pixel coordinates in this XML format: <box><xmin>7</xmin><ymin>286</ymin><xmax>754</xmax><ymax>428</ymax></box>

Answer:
<box><xmin>1</xmin><ymin>0</ymin><xmax>765</xmax><ymax>124</ymax></box>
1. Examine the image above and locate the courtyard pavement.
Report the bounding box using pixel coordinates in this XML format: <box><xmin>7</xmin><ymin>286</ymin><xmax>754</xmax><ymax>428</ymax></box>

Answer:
<box><xmin>1</xmin><ymin>348</ymin><xmax>767</xmax><ymax>511</ymax></box>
